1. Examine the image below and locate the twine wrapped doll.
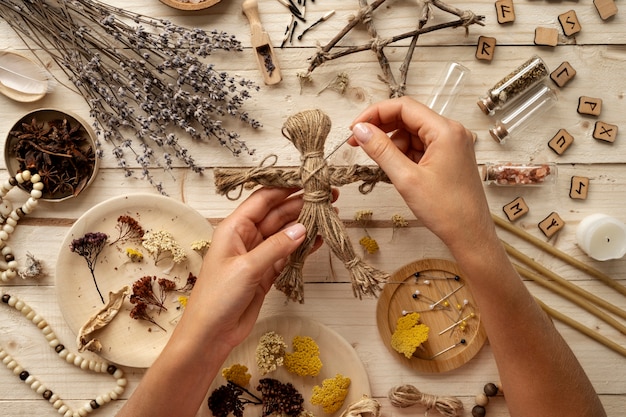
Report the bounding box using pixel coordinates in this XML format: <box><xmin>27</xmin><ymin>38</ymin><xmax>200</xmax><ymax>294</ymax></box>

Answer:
<box><xmin>214</xmin><ymin>109</ymin><xmax>391</xmax><ymax>303</ymax></box>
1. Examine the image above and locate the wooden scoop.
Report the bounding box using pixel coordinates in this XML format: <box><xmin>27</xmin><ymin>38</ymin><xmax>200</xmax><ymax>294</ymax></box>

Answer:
<box><xmin>242</xmin><ymin>0</ymin><xmax>282</xmax><ymax>85</ymax></box>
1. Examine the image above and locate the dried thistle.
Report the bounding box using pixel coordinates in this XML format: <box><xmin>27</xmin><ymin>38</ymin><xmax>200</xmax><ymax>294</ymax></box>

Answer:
<box><xmin>70</xmin><ymin>231</ymin><xmax>109</xmax><ymax>303</ymax></box>
<box><xmin>0</xmin><ymin>0</ymin><xmax>261</xmax><ymax>194</ymax></box>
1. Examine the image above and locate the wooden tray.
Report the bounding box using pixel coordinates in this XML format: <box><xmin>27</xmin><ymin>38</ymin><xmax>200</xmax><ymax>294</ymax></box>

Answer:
<box><xmin>376</xmin><ymin>259</ymin><xmax>487</xmax><ymax>373</ymax></box>
<box><xmin>159</xmin><ymin>0</ymin><xmax>221</xmax><ymax>11</ymax></box>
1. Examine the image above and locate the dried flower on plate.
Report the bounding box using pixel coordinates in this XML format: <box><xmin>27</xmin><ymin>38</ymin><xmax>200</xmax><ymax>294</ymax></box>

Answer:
<box><xmin>311</xmin><ymin>373</ymin><xmax>352</xmax><ymax>414</ymax></box>
<box><xmin>142</xmin><ymin>229</ymin><xmax>187</xmax><ymax>266</ymax></box>
<box><xmin>257</xmin><ymin>378</ymin><xmax>307</xmax><ymax>417</ymax></box>
<box><xmin>284</xmin><ymin>335</ymin><xmax>323</xmax><ymax>377</ymax></box>
<box><xmin>110</xmin><ymin>215</ymin><xmax>145</xmax><ymax>246</ymax></box>
<box><xmin>77</xmin><ymin>285</ymin><xmax>131</xmax><ymax>352</ymax></box>
<box><xmin>256</xmin><ymin>331</ymin><xmax>287</xmax><ymax>375</ymax></box>
<box><xmin>208</xmin><ymin>381</ymin><xmax>262</xmax><ymax>417</ymax></box>
<box><xmin>391</xmin><ymin>312</ymin><xmax>430</xmax><ymax>359</ymax></box>
<box><xmin>69</xmin><ymin>231</ymin><xmax>108</xmax><ymax>303</ymax></box>
<box><xmin>129</xmin><ymin>301</ymin><xmax>167</xmax><ymax>332</ymax></box>
<box><xmin>222</xmin><ymin>364</ymin><xmax>252</xmax><ymax>387</ymax></box>
<box><xmin>130</xmin><ymin>276</ymin><xmax>168</xmax><ymax>312</ymax></box>
<box><xmin>191</xmin><ymin>239</ymin><xmax>211</xmax><ymax>257</ymax></box>
<box><xmin>178</xmin><ymin>272</ymin><xmax>197</xmax><ymax>293</ymax></box>
<box><xmin>125</xmin><ymin>247</ymin><xmax>144</xmax><ymax>262</ymax></box>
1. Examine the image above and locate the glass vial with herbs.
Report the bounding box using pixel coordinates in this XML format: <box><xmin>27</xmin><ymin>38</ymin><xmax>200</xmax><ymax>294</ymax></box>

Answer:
<box><xmin>427</xmin><ymin>62</ymin><xmax>471</xmax><ymax>117</ymax></box>
<box><xmin>489</xmin><ymin>83</ymin><xmax>557</xmax><ymax>144</ymax></box>
<box><xmin>482</xmin><ymin>162</ymin><xmax>557</xmax><ymax>186</ymax></box>
<box><xmin>477</xmin><ymin>55</ymin><xmax>549</xmax><ymax>115</ymax></box>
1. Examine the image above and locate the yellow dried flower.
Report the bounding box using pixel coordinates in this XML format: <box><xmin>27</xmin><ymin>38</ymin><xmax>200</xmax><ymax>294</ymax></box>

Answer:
<box><xmin>359</xmin><ymin>236</ymin><xmax>379</xmax><ymax>254</ymax></box>
<box><xmin>177</xmin><ymin>295</ymin><xmax>188</xmax><ymax>309</ymax></box>
<box><xmin>221</xmin><ymin>364</ymin><xmax>252</xmax><ymax>387</ymax></box>
<box><xmin>191</xmin><ymin>239</ymin><xmax>211</xmax><ymax>256</ymax></box>
<box><xmin>391</xmin><ymin>214</ymin><xmax>408</xmax><ymax>228</ymax></box>
<box><xmin>284</xmin><ymin>335</ymin><xmax>323</xmax><ymax>377</ymax></box>
<box><xmin>141</xmin><ymin>229</ymin><xmax>187</xmax><ymax>265</ymax></box>
<box><xmin>125</xmin><ymin>247</ymin><xmax>144</xmax><ymax>262</ymax></box>
<box><xmin>310</xmin><ymin>373</ymin><xmax>351</xmax><ymax>414</ymax></box>
<box><xmin>354</xmin><ymin>209</ymin><xmax>373</xmax><ymax>223</ymax></box>
<box><xmin>391</xmin><ymin>312</ymin><xmax>430</xmax><ymax>359</ymax></box>
<box><xmin>256</xmin><ymin>331</ymin><xmax>287</xmax><ymax>375</ymax></box>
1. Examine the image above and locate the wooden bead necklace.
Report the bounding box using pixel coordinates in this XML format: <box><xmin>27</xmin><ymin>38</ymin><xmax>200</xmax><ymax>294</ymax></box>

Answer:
<box><xmin>1</xmin><ymin>290</ymin><xmax>126</xmax><ymax>417</ymax></box>
<box><xmin>0</xmin><ymin>170</ymin><xmax>44</xmax><ymax>282</ymax></box>
<box><xmin>472</xmin><ymin>382</ymin><xmax>503</xmax><ymax>417</ymax></box>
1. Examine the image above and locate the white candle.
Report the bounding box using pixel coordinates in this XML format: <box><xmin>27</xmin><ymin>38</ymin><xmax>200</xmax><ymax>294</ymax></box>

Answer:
<box><xmin>576</xmin><ymin>214</ymin><xmax>626</xmax><ymax>261</ymax></box>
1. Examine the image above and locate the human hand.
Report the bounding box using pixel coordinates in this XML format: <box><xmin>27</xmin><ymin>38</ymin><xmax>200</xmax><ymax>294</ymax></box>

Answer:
<box><xmin>180</xmin><ymin>187</ymin><xmax>308</xmax><ymax>354</ymax></box>
<box><xmin>348</xmin><ymin>97</ymin><xmax>495</xmax><ymax>255</ymax></box>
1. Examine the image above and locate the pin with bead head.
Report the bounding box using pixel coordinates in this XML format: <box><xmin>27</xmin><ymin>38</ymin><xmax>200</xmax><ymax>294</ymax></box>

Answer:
<box><xmin>429</xmin><ymin>339</ymin><xmax>466</xmax><ymax>360</ymax></box>
<box><xmin>438</xmin><ymin>312</ymin><xmax>476</xmax><ymax>335</ymax></box>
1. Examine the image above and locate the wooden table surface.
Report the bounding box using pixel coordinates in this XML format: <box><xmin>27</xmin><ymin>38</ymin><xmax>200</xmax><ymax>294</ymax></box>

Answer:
<box><xmin>0</xmin><ymin>1</ymin><xmax>625</xmax><ymax>416</ymax></box>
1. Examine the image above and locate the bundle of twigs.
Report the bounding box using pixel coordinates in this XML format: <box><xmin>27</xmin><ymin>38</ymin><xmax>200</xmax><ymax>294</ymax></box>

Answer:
<box><xmin>0</xmin><ymin>0</ymin><xmax>260</xmax><ymax>194</ymax></box>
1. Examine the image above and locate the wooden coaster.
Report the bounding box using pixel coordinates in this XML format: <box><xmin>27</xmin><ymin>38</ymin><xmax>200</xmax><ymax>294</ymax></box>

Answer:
<box><xmin>376</xmin><ymin>259</ymin><xmax>487</xmax><ymax>373</ymax></box>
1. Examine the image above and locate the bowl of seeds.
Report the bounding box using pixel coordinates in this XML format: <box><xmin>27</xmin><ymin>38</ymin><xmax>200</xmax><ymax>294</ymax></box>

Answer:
<box><xmin>4</xmin><ymin>108</ymin><xmax>99</xmax><ymax>202</ymax></box>
<box><xmin>159</xmin><ymin>0</ymin><xmax>222</xmax><ymax>10</ymax></box>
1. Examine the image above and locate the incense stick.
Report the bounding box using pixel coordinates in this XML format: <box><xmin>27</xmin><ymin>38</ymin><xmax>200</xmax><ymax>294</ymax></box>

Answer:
<box><xmin>492</xmin><ymin>213</ymin><xmax>626</xmax><ymax>296</ymax></box>
<box><xmin>535</xmin><ymin>298</ymin><xmax>626</xmax><ymax>358</ymax></box>
<box><xmin>503</xmin><ymin>241</ymin><xmax>626</xmax><ymax>321</ymax></box>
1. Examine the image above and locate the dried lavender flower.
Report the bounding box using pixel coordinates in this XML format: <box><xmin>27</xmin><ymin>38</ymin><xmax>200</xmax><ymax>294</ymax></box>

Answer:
<box><xmin>0</xmin><ymin>0</ymin><xmax>261</xmax><ymax>194</ymax></box>
<box><xmin>70</xmin><ymin>232</ymin><xmax>109</xmax><ymax>303</ymax></box>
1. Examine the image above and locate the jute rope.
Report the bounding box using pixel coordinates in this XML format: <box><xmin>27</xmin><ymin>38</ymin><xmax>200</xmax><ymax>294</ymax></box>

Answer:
<box><xmin>388</xmin><ymin>384</ymin><xmax>464</xmax><ymax>417</ymax></box>
<box><xmin>340</xmin><ymin>395</ymin><xmax>381</xmax><ymax>417</ymax></box>
<box><xmin>213</xmin><ymin>109</ymin><xmax>391</xmax><ymax>303</ymax></box>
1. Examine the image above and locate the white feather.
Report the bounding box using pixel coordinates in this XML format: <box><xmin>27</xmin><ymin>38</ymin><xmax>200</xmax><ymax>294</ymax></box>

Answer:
<box><xmin>0</xmin><ymin>51</ymin><xmax>51</xmax><ymax>95</ymax></box>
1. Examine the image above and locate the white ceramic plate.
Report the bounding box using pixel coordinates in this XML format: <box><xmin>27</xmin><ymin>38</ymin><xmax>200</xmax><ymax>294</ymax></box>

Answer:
<box><xmin>201</xmin><ymin>315</ymin><xmax>371</xmax><ymax>417</ymax></box>
<box><xmin>56</xmin><ymin>193</ymin><xmax>213</xmax><ymax>368</ymax></box>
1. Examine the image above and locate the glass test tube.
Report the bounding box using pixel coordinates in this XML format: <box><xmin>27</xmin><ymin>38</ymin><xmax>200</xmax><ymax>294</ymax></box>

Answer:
<box><xmin>477</xmin><ymin>55</ymin><xmax>549</xmax><ymax>116</ymax></box>
<box><xmin>482</xmin><ymin>162</ymin><xmax>557</xmax><ymax>186</ymax></box>
<box><xmin>489</xmin><ymin>83</ymin><xmax>557</xmax><ymax>144</ymax></box>
<box><xmin>427</xmin><ymin>62</ymin><xmax>471</xmax><ymax>117</ymax></box>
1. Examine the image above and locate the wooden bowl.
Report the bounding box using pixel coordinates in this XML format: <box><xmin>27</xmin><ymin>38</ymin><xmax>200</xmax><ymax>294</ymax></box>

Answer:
<box><xmin>159</xmin><ymin>0</ymin><xmax>221</xmax><ymax>10</ymax></box>
<box><xmin>4</xmin><ymin>109</ymin><xmax>100</xmax><ymax>202</ymax></box>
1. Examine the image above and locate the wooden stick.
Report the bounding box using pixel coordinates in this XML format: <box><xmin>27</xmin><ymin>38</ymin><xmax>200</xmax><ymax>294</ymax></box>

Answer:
<box><xmin>492</xmin><ymin>213</ymin><xmax>626</xmax><ymax>296</ymax></box>
<box><xmin>514</xmin><ymin>263</ymin><xmax>626</xmax><ymax>335</ymax></box>
<box><xmin>535</xmin><ymin>298</ymin><xmax>626</xmax><ymax>358</ymax></box>
<box><xmin>503</xmin><ymin>241</ymin><xmax>626</xmax><ymax>321</ymax></box>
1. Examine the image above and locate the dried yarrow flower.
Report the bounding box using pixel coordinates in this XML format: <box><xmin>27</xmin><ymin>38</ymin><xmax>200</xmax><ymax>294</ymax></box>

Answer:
<box><xmin>354</xmin><ymin>210</ymin><xmax>373</xmax><ymax>223</ymax></box>
<box><xmin>359</xmin><ymin>236</ymin><xmax>380</xmax><ymax>255</ymax></box>
<box><xmin>110</xmin><ymin>215</ymin><xmax>145</xmax><ymax>246</ymax></box>
<box><xmin>70</xmin><ymin>231</ymin><xmax>109</xmax><ymax>303</ymax></box>
<box><xmin>129</xmin><ymin>301</ymin><xmax>166</xmax><ymax>332</ymax></box>
<box><xmin>130</xmin><ymin>276</ymin><xmax>167</xmax><ymax>312</ymax></box>
<box><xmin>125</xmin><ymin>247</ymin><xmax>144</xmax><ymax>262</ymax></box>
<box><xmin>157</xmin><ymin>278</ymin><xmax>177</xmax><ymax>305</ymax></box>
<box><xmin>256</xmin><ymin>331</ymin><xmax>287</xmax><ymax>375</ymax></box>
<box><xmin>142</xmin><ymin>230</ymin><xmax>187</xmax><ymax>266</ymax></box>
<box><xmin>257</xmin><ymin>378</ymin><xmax>306</xmax><ymax>417</ymax></box>
<box><xmin>222</xmin><ymin>364</ymin><xmax>252</xmax><ymax>387</ymax></box>
<box><xmin>391</xmin><ymin>214</ymin><xmax>409</xmax><ymax>228</ymax></box>
<box><xmin>191</xmin><ymin>239</ymin><xmax>211</xmax><ymax>257</ymax></box>
<box><xmin>310</xmin><ymin>374</ymin><xmax>352</xmax><ymax>414</ymax></box>
<box><xmin>0</xmin><ymin>0</ymin><xmax>261</xmax><ymax>195</ymax></box>
<box><xmin>284</xmin><ymin>335</ymin><xmax>323</xmax><ymax>377</ymax></box>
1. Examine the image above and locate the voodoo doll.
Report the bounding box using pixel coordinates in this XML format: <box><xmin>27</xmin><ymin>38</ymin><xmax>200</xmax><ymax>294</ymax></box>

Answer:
<box><xmin>214</xmin><ymin>109</ymin><xmax>391</xmax><ymax>303</ymax></box>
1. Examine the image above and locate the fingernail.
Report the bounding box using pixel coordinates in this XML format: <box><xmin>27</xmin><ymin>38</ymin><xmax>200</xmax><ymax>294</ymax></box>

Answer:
<box><xmin>352</xmin><ymin>123</ymin><xmax>373</xmax><ymax>144</ymax></box>
<box><xmin>284</xmin><ymin>223</ymin><xmax>306</xmax><ymax>240</ymax></box>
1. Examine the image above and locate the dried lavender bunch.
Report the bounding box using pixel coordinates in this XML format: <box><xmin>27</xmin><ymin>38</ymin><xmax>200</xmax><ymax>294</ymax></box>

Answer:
<box><xmin>70</xmin><ymin>232</ymin><xmax>109</xmax><ymax>303</ymax></box>
<box><xmin>0</xmin><ymin>0</ymin><xmax>261</xmax><ymax>194</ymax></box>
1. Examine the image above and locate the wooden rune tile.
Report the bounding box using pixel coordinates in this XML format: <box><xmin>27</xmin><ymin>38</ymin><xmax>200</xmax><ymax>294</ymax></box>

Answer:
<box><xmin>558</xmin><ymin>10</ymin><xmax>582</xmax><ymax>37</ymax></box>
<box><xmin>570</xmin><ymin>176</ymin><xmax>590</xmax><ymax>200</ymax></box>
<box><xmin>495</xmin><ymin>0</ymin><xmax>515</xmax><ymax>24</ymax></box>
<box><xmin>503</xmin><ymin>196</ymin><xmax>529</xmax><ymax>221</ymax></box>
<box><xmin>593</xmin><ymin>121</ymin><xmax>619</xmax><ymax>143</ymax></box>
<box><xmin>538</xmin><ymin>212</ymin><xmax>565</xmax><ymax>238</ymax></box>
<box><xmin>548</xmin><ymin>128</ymin><xmax>575</xmax><ymax>155</ymax></box>
<box><xmin>550</xmin><ymin>61</ymin><xmax>576</xmax><ymax>88</ymax></box>
<box><xmin>593</xmin><ymin>0</ymin><xmax>618</xmax><ymax>20</ymax></box>
<box><xmin>534</xmin><ymin>27</ymin><xmax>559</xmax><ymax>47</ymax></box>
<box><xmin>476</xmin><ymin>36</ymin><xmax>496</xmax><ymax>61</ymax></box>
<box><xmin>577</xmin><ymin>96</ymin><xmax>602</xmax><ymax>116</ymax></box>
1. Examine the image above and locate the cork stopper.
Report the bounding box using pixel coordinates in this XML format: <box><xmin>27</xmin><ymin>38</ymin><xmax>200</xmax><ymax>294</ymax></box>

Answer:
<box><xmin>477</xmin><ymin>96</ymin><xmax>496</xmax><ymax>115</ymax></box>
<box><xmin>489</xmin><ymin>124</ymin><xmax>509</xmax><ymax>143</ymax></box>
